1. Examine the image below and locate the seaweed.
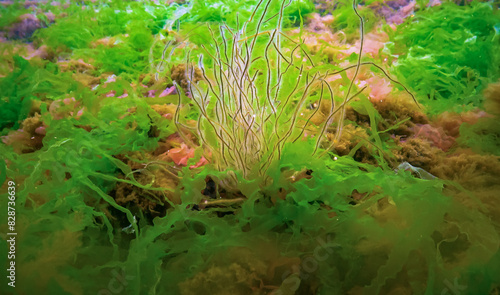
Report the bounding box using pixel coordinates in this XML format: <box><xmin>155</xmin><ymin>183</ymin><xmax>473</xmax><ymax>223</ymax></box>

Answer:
<box><xmin>170</xmin><ymin>0</ymin><xmax>379</xmax><ymax>180</ymax></box>
<box><xmin>0</xmin><ymin>75</ymin><xmax>175</xmax><ymax>293</ymax></box>
<box><xmin>1</xmin><ymin>1</ymin><xmax>499</xmax><ymax>294</ymax></box>
<box><xmin>0</xmin><ymin>56</ymin><xmax>81</xmax><ymax>133</ymax></box>
<box><xmin>0</xmin><ymin>1</ymin><xmax>30</xmax><ymax>32</ymax></box>
<box><xmin>131</xmin><ymin>139</ymin><xmax>499</xmax><ymax>294</ymax></box>
<box><xmin>388</xmin><ymin>1</ymin><xmax>500</xmax><ymax>113</ymax></box>
<box><xmin>180</xmin><ymin>0</ymin><xmax>315</xmax><ymax>28</ymax></box>
<box><xmin>324</xmin><ymin>0</ymin><xmax>378</xmax><ymax>41</ymax></box>
<box><xmin>34</xmin><ymin>0</ymin><xmax>175</xmax><ymax>50</ymax></box>
<box><xmin>459</xmin><ymin>118</ymin><xmax>500</xmax><ymax>156</ymax></box>
<box><xmin>457</xmin><ymin>81</ymin><xmax>500</xmax><ymax>156</ymax></box>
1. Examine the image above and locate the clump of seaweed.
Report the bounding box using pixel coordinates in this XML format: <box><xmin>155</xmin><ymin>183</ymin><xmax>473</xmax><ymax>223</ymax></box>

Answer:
<box><xmin>388</xmin><ymin>1</ymin><xmax>500</xmax><ymax>113</ymax></box>
<box><xmin>168</xmin><ymin>0</ymin><xmax>413</xmax><ymax>181</ymax></box>
<box><xmin>170</xmin><ymin>0</ymin><xmax>358</xmax><ymax>179</ymax></box>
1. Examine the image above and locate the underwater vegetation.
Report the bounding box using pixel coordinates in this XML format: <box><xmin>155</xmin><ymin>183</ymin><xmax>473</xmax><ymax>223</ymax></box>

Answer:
<box><xmin>388</xmin><ymin>1</ymin><xmax>500</xmax><ymax>113</ymax></box>
<box><xmin>0</xmin><ymin>0</ymin><xmax>499</xmax><ymax>294</ymax></box>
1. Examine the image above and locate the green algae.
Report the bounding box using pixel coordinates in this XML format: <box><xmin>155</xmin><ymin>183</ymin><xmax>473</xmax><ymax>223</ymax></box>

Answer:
<box><xmin>388</xmin><ymin>1</ymin><xmax>500</xmax><ymax>113</ymax></box>
<box><xmin>0</xmin><ymin>56</ymin><xmax>81</xmax><ymax>133</ymax></box>
<box><xmin>0</xmin><ymin>1</ymin><xmax>499</xmax><ymax>294</ymax></box>
<box><xmin>34</xmin><ymin>0</ymin><xmax>175</xmax><ymax>50</ymax></box>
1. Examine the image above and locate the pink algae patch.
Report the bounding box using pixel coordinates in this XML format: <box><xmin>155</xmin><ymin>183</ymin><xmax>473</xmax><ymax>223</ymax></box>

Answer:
<box><xmin>162</xmin><ymin>143</ymin><xmax>208</xmax><ymax>169</ymax></box>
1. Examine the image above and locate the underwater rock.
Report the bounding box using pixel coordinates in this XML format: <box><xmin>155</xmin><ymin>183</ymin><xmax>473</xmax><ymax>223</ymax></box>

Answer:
<box><xmin>7</xmin><ymin>12</ymin><xmax>54</xmax><ymax>39</ymax></box>
<box><xmin>370</xmin><ymin>0</ymin><xmax>415</xmax><ymax>24</ymax></box>
<box><xmin>306</xmin><ymin>13</ymin><xmax>335</xmax><ymax>34</ymax></box>
<box><xmin>7</xmin><ymin>14</ymin><xmax>40</xmax><ymax>39</ymax></box>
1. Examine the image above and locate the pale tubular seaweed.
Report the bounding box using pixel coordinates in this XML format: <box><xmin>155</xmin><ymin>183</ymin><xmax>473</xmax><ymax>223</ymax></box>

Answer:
<box><xmin>169</xmin><ymin>0</ymin><xmax>415</xmax><ymax>180</ymax></box>
<box><xmin>175</xmin><ymin>0</ymin><xmax>344</xmax><ymax>179</ymax></box>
